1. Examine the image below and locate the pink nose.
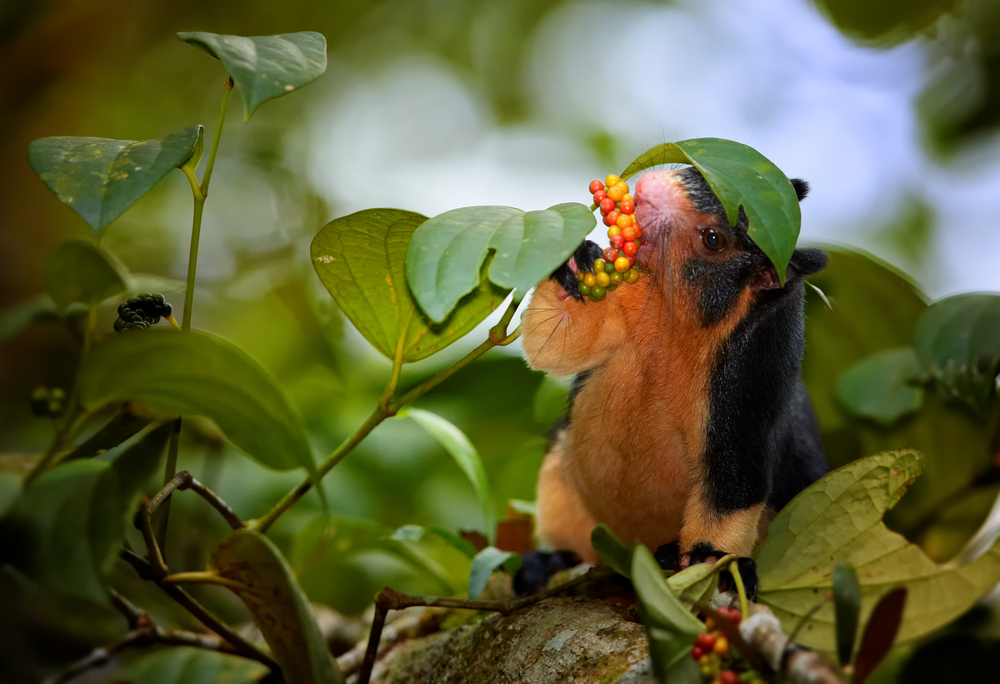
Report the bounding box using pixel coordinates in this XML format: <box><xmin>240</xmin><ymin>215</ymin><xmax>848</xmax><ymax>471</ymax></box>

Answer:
<box><xmin>634</xmin><ymin>170</ymin><xmax>685</xmax><ymax>231</ymax></box>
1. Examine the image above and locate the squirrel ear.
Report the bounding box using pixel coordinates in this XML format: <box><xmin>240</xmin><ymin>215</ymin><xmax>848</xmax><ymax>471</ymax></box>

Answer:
<box><xmin>790</xmin><ymin>179</ymin><xmax>810</xmax><ymax>202</ymax></box>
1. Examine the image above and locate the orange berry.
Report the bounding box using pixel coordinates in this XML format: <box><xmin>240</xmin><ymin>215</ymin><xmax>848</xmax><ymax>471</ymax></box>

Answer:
<box><xmin>605</xmin><ymin>174</ymin><xmax>621</xmax><ymax>187</ymax></box>
<box><xmin>605</xmin><ymin>210</ymin><xmax>620</xmax><ymax>226</ymax></box>
<box><xmin>583</xmin><ymin>272</ymin><xmax>596</xmax><ymax>287</ymax></box>
<box><xmin>595</xmin><ymin>271</ymin><xmax>611</xmax><ymax>287</ymax></box>
<box><xmin>619</xmin><ymin>200</ymin><xmax>635</xmax><ymax>215</ymax></box>
<box><xmin>615</xmin><ymin>181</ymin><xmax>629</xmax><ymax>195</ymax></box>
<box><xmin>622</xmin><ymin>194</ymin><xmax>633</xmax><ymax>203</ymax></box>
<box><xmin>606</xmin><ymin>184</ymin><xmax>625</xmax><ymax>201</ymax></box>
<box><xmin>616</xmin><ymin>213</ymin><xmax>631</xmax><ymax>229</ymax></box>
<box><xmin>713</xmin><ymin>637</ymin><xmax>729</xmax><ymax>656</ymax></box>
<box><xmin>623</xmin><ymin>241</ymin><xmax>639</xmax><ymax>257</ymax></box>
<box><xmin>607</xmin><ymin>224</ymin><xmax>622</xmax><ymax>237</ymax></box>
<box><xmin>614</xmin><ymin>256</ymin><xmax>630</xmax><ymax>273</ymax></box>
<box><xmin>622</xmin><ymin>225</ymin><xmax>638</xmax><ymax>241</ymax></box>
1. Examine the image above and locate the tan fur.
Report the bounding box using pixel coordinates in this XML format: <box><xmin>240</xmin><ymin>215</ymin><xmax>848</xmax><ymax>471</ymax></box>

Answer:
<box><xmin>523</xmin><ymin>168</ymin><xmax>768</xmax><ymax>562</ymax></box>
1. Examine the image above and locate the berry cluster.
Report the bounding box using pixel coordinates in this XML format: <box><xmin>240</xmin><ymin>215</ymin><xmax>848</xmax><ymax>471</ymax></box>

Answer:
<box><xmin>115</xmin><ymin>293</ymin><xmax>173</xmax><ymax>332</ymax></box>
<box><xmin>578</xmin><ymin>175</ymin><xmax>641</xmax><ymax>302</ymax></box>
<box><xmin>691</xmin><ymin>608</ymin><xmax>764</xmax><ymax>684</ymax></box>
<box><xmin>31</xmin><ymin>386</ymin><xmax>66</xmax><ymax>418</ymax></box>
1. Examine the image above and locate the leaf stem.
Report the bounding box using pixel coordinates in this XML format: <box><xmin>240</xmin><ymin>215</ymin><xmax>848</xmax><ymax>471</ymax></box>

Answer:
<box><xmin>729</xmin><ymin>559</ymin><xmax>749</xmax><ymax>620</ymax></box>
<box><xmin>152</xmin><ymin>419</ymin><xmax>182</xmax><ymax>552</ymax></box>
<box><xmin>162</xmin><ymin>571</ymin><xmax>247</xmax><ymax>593</ymax></box>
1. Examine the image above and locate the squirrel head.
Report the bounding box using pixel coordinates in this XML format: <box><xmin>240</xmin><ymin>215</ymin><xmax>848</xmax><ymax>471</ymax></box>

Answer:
<box><xmin>633</xmin><ymin>167</ymin><xmax>826</xmax><ymax>327</ymax></box>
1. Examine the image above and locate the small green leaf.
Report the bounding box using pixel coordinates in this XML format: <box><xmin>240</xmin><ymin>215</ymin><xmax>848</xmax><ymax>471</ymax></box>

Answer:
<box><xmin>77</xmin><ymin>330</ymin><xmax>314</xmax><ymax>473</ymax></box>
<box><xmin>28</xmin><ymin>126</ymin><xmax>203</xmax><ymax>237</ymax></box>
<box><xmin>631</xmin><ymin>544</ymin><xmax>703</xmax><ymax>637</ymax></box>
<box><xmin>401</xmin><ymin>408</ymin><xmax>495</xmax><ymax>540</ymax></box>
<box><xmin>311</xmin><ymin>209</ymin><xmax>508</xmax><ymax>362</ymax></box>
<box><xmin>591</xmin><ymin>523</ymin><xmax>634</xmax><ymax>578</ymax></box>
<box><xmin>836</xmin><ymin>347</ymin><xmax>926</xmax><ymax>425</ymax></box>
<box><xmin>507</xmin><ymin>499</ymin><xmax>537</xmax><ymax>516</ymax></box>
<box><xmin>61</xmin><ymin>412</ymin><xmax>153</xmax><ymax>464</ymax></box>
<box><xmin>406</xmin><ymin>203</ymin><xmax>595</xmax><ymax>322</ymax></box>
<box><xmin>666</xmin><ymin>563</ymin><xmax>720</xmax><ymax>606</ymax></box>
<box><xmin>44</xmin><ymin>241</ymin><xmax>129</xmax><ymax>311</ymax></box>
<box><xmin>756</xmin><ymin>449</ymin><xmax>1000</xmax><ymax>651</ymax></box>
<box><xmin>468</xmin><ymin>546</ymin><xmax>521</xmax><ymax>598</ymax></box>
<box><xmin>0</xmin><ymin>426</ymin><xmax>170</xmax><ymax>604</ymax></box>
<box><xmin>833</xmin><ymin>562</ymin><xmax>861</xmax><ymax>666</ymax></box>
<box><xmin>177</xmin><ymin>32</ymin><xmax>327</xmax><ymax>122</ymax></box>
<box><xmin>619</xmin><ymin>138</ymin><xmax>801</xmax><ymax>285</ymax></box>
<box><xmin>811</xmin><ymin>0</ymin><xmax>958</xmax><ymax>47</ymax></box>
<box><xmin>853</xmin><ymin>587</ymin><xmax>907</xmax><ymax>684</ymax></box>
<box><xmin>913</xmin><ymin>294</ymin><xmax>1000</xmax><ymax>410</ymax></box>
<box><xmin>210</xmin><ymin>529</ymin><xmax>344</xmax><ymax>684</ymax></box>
<box><xmin>123</xmin><ymin>647</ymin><xmax>267</xmax><ymax>684</ymax></box>
<box><xmin>390</xmin><ymin>524</ymin><xmax>478</xmax><ymax>558</ymax></box>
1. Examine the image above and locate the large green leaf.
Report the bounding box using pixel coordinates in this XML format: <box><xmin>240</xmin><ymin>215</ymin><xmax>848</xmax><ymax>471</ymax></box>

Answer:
<box><xmin>210</xmin><ymin>529</ymin><xmax>344</xmax><ymax>684</ymax></box>
<box><xmin>811</xmin><ymin>0</ymin><xmax>959</xmax><ymax>47</ymax></box>
<box><xmin>77</xmin><ymin>330</ymin><xmax>314</xmax><ymax>473</ymax></box>
<box><xmin>836</xmin><ymin>347</ymin><xmax>926</xmax><ymax>425</ymax></box>
<box><xmin>406</xmin><ymin>203</ymin><xmax>595</xmax><ymax>322</ymax></box>
<box><xmin>123</xmin><ymin>647</ymin><xmax>267</xmax><ymax>684</ymax></box>
<box><xmin>44</xmin><ymin>241</ymin><xmax>129</xmax><ymax>311</ymax></box>
<box><xmin>401</xmin><ymin>408</ymin><xmax>495</xmax><ymax>539</ymax></box>
<box><xmin>28</xmin><ymin>127</ymin><xmax>202</xmax><ymax>237</ymax></box>
<box><xmin>0</xmin><ymin>426</ymin><xmax>170</xmax><ymax>603</ymax></box>
<box><xmin>756</xmin><ymin>449</ymin><xmax>1000</xmax><ymax>651</ymax></box>
<box><xmin>913</xmin><ymin>294</ymin><xmax>1000</xmax><ymax>410</ymax></box>
<box><xmin>311</xmin><ymin>209</ymin><xmax>508</xmax><ymax>362</ymax></box>
<box><xmin>619</xmin><ymin>138</ymin><xmax>801</xmax><ymax>285</ymax></box>
<box><xmin>178</xmin><ymin>32</ymin><xmax>327</xmax><ymax>122</ymax></box>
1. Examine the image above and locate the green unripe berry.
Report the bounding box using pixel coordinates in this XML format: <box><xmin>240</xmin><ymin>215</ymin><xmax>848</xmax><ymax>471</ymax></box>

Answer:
<box><xmin>589</xmin><ymin>285</ymin><xmax>606</xmax><ymax>301</ymax></box>
<box><xmin>578</xmin><ymin>283</ymin><xmax>591</xmax><ymax>296</ymax></box>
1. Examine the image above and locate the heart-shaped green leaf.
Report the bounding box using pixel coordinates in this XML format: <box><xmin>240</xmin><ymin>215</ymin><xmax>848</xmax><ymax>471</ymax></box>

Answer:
<box><xmin>756</xmin><ymin>449</ymin><xmax>1000</xmax><ymax>651</ymax></box>
<box><xmin>836</xmin><ymin>347</ymin><xmax>927</xmax><ymax>425</ymax></box>
<box><xmin>0</xmin><ymin>425</ymin><xmax>170</xmax><ymax>603</ymax></box>
<box><xmin>591</xmin><ymin>523</ymin><xmax>635</xmax><ymax>578</ymax></box>
<box><xmin>406</xmin><ymin>203</ymin><xmax>595</xmax><ymax>322</ymax></box>
<box><xmin>619</xmin><ymin>138</ymin><xmax>801</xmax><ymax>285</ymax></box>
<box><xmin>311</xmin><ymin>208</ymin><xmax>508</xmax><ymax>362</ymax></box>
<box><xmin>77</xmin><ymin>330</ymin><xmax>315</xmax><ymax>473</ymax></box>
<box><xmin>400</xmin><ymin>408</ymin><xmax>495</xmax><ymax>540</ymax></box>
<box><xmin>44</xmin><ymin>240</ymin><xmax>129</xmax><ymax>311</ymax></box>
<box><xmin>178</xmin><ymin>32</ymin><xmax>327</xmax><ymax>122</ymax></box>
<box><xmin>210</xmin><ymin>529</ymin><xmax>344</xmax><ymax>684</ymax></box>
<box><xmin>123</xmin><ymin>647</ymin><xmax>267</xmax><ymax>684</ymax></box>
<box><xmin>28</xmin><ymin>126</ymin><xmax>202</xmax><ymax>237</ymax></box>
<box><xmin>913</xmin><ymin>294</ymin><xmax>1000</xmax><ymax>410</ymax></box>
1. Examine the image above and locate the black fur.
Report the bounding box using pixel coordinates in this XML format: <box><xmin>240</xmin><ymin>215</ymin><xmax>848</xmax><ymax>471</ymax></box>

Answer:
<box><xmin>551</xmin><ymin>240</ymin><xmax>604</xmax><ymax>301</ymax></box>
<box><xmin>791</xmin><ymin>178</ymin><xmax>810</xmax><ymax>201</ymax></box>
<box><xmin>547</xmin><ymin>368</ymin><xmax>595</xmax><ymax>444</ymax></box>
<box><xmin>654</xmin><ymin>541</ymin><xmax>680</xmax><ymax>569</ymax></box>
<box><xmin>514</xmin><ymin>550</ymin><xmax>581</xmax><ymax>596</ymax></box>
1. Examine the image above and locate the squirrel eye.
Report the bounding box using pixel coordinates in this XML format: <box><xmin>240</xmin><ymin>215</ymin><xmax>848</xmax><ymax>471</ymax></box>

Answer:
<box><xmin>701</xmin><ymin>228</ymin><xmax>725</xmax><ymax>252</ymax></box>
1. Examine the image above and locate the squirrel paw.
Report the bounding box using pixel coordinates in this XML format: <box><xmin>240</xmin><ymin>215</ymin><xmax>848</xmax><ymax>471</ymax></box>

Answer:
<box><xmin>550</xmin><ymin>240</ymin><xmax>604</xmax><ymax>301</ymax></box>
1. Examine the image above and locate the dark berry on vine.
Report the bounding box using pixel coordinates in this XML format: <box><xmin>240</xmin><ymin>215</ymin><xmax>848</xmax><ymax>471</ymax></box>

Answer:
<box><xmin>162</xmin><ymin>302</ymin><xmax>172</xmax><ymax>317</ymax></box>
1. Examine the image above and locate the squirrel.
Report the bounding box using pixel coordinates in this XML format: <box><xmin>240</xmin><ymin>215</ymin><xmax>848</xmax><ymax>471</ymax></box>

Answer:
<box><xmin>515</xmin><ymin>166</ymin><xmax>828</xmax><ymax>597</ymax></box>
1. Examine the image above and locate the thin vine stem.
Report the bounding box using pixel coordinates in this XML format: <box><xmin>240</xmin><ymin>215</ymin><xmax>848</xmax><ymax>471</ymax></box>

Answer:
<box><xmin>251</xmin><ymin>298</ymin><xmax>523</xmax><ymax>534</ymax></box>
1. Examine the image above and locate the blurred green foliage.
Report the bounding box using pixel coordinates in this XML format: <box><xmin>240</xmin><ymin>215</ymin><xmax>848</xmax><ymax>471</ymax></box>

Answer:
<box><xmin>1</xmin><ymin>1</ymin><xmax>1000</xmax><ymax>683</ymax></box>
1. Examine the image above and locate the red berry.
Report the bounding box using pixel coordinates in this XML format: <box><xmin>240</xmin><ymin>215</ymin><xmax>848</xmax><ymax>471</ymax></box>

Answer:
<box><xmin>720</xmin><ymin>670</ymin><xmax>739</xmax><ymax>684</ymax></box>
<box><xmin>602</xmin><ymin>247</ymin><xmax>618</xmax><ymax>263</ymax></box>
<box><xmin>603</xmin><ymin>214</ymin><xmax>615</xmax><ymax>227</ymax></box>
<box><xmin>593</xmin><ymin>190</ymin><xmax>608</xmax><ymax>204</ymax></box>
<box><xmin>695</xmin><ymin>632</ymin><xmax>717</xmax><ymax>650</ymax></box>
<box><xmin>728</xmin><ymin>608</ymin><xmax>742</xmax><ymax>625</ymax></box>
<box><xmin>619</xmin><ymin>200</ymin><xmax>635</xmax><ymax>215</ymax></box>
<box><xmin>606</xmin><ymin>210</ymin><xmax>620</xmax><ymax>226</ymax></box>
<box><xmin>691</xmin><ymin>645</ymin><xmax>705</xmax><ymax>661</ymax></box>
<box><xmin>623</xmin><ymin>241</ymin><xmax>638</xmax><ymax>257</ymax></box>
<box><xmin>589</xmin><ymin>180</ymin><xmax>604</xmax><ymax>194</ymax></box>
<box><xmin>627</xmin><ymin>255</ymin><xmax>636</xmax><ymax>266</ymax></box>
<box><xmin>600</xmin><ymin>198</ymin><xmax>616</xmax><ymax>215</ymax></box>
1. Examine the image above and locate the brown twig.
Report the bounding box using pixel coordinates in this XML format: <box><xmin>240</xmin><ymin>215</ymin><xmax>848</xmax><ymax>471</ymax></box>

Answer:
<box><xmin>145</xmin><ymin>469</ymin><xmax>244</xmax><ymax>529</ymax></box>
<box><xmin>117</xmin><ymin>549</ymin><xmax>276</xmax><ymax>670</ymax></box>
<box><xmin>46</xmin><ymin>589</ymin><xmax>265</xmax><ymax>684</ymax></box>
<box><xmin>356</xmin><ymin>566</ymin><xmax>613</xmax><ymax>684</ymax></box>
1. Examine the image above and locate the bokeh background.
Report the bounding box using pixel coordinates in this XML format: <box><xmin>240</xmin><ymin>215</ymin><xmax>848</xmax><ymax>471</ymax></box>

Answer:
<box><xmin>3</xmin><ymin>0</ymin><xmax>1000</xmax><ymax>681</ymax></box>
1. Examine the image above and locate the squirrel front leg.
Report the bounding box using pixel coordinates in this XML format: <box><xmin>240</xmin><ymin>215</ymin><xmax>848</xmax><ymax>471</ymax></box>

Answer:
<box><xmin>521</xmin><ymin>241</ymin><xmax>629</xmax><ymax>377</ymax></box>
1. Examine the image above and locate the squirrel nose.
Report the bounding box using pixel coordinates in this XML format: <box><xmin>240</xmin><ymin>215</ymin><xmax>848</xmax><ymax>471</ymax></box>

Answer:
<box><xmin>634</xmin><ymin>169</ymin><xmax>686</xmax><ymax>230</ymax></box>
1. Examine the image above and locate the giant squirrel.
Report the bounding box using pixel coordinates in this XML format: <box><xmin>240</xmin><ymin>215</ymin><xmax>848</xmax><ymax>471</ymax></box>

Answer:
<box><xmin>517</xmin><ymin>166</ymin><xmax>829</xmax><ymax>596</ymax></box>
